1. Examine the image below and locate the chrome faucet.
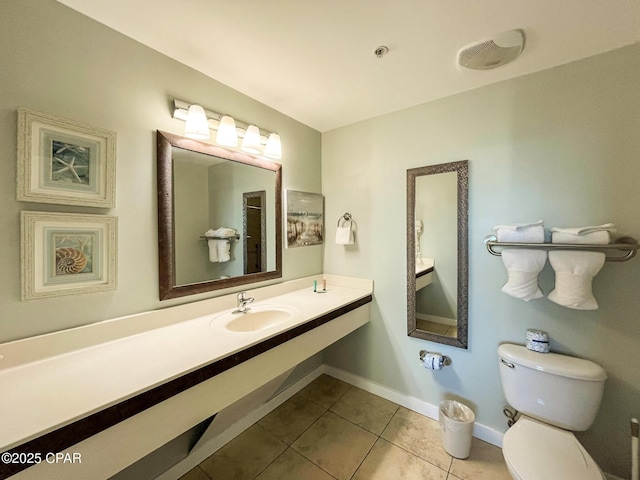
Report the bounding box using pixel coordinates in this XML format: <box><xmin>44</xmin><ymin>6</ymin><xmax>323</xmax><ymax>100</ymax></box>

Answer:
<box><xmin>235</xmin><ymin>291</ymin><xmax>254</xmax><ymax>313</ymax></box>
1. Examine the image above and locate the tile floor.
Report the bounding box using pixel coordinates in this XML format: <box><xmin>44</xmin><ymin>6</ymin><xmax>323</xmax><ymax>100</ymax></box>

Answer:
<box><xmin>416</xmin><ymin>319</ymin><xmax>457</xmax><ymax>339</ymax></box>
<box><xmin>180</xmin><ymin>374</ymin><xmax>511</xmax><ymax>480</ymax></box>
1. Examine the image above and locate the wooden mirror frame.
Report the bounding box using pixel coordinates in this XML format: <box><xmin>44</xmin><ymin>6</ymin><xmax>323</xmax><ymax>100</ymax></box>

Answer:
<box><xmin>157</xmin><ymin>130</ymin><xmax>282</xmax><ymax>300</ymax></box>
<box><xmin>406</xmin><ymin>160</ymin><xmax>469</xmax><ymax>348</ymax></box>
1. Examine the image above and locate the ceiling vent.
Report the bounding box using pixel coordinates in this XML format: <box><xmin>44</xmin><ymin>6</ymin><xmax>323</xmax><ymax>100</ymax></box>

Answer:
<box><xmin>457</xmin><ymin>30</ymin><xmax>525</xmax><ymax>70</ymax></box>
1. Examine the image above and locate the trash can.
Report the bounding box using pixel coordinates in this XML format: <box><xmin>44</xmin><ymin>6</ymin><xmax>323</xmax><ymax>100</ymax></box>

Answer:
<box><xmin>439</xmin><ymin>400</ymin><xmax>475</xmax><ymax>459</ymax></box>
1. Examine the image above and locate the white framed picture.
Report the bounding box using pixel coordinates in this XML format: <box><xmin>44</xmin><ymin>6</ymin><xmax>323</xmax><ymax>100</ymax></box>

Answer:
<box><xmin>17</xmin><ymin>108</ymin><xmax>116</xmax><ymax>208</ymax></box>
<box><xmin>285</xmin><ymin>190</ymin><xmax>324</xmax><ymax>248</ymax></box>
<box><xmin>21</xmin><ymin>211</ymin><xmax>118</xmax><ymax>301</ymax></box>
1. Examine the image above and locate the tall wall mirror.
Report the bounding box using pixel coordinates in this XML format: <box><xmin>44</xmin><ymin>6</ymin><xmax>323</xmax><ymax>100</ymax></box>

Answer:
<box><xmin>406</xmin><ymin>160</ymin><xmax>468</xmax><ymax>348</ymax></box>
<box><xmin>157</xmin><ymin>130</ymin><xmax>282</xmax><ymax>300</ymax></box>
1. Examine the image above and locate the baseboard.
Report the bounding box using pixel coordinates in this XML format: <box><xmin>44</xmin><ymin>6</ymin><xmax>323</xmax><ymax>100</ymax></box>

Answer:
<box><xmin>322</xmin><ymin>365</ymin><xmax>504</xmax><ymax>448</ymax></box>
<box><xmin>157</xmin><ymin>363</ymin><xmax>504</xmax><ymax>479</ymax></box>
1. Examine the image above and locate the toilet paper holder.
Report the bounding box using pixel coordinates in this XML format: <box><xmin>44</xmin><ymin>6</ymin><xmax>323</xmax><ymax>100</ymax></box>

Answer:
<box><xmin>419</xmin><ymin>349</ymin><xmax>452</xmax><ymax>367</ymax></box>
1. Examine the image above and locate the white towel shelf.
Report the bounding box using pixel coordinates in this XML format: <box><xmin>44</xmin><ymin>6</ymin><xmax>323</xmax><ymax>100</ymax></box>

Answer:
<box><xmin>483</xmin><ymin>235</ymin><xmax>639</xmax><ymax>262</ymax></box>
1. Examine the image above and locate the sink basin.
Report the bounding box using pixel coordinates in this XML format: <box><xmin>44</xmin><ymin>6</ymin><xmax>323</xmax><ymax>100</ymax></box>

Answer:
<box><xmin>212</xmin><ymin>304</ymin><xmax>299</xmax><ymax>332</ymax></box>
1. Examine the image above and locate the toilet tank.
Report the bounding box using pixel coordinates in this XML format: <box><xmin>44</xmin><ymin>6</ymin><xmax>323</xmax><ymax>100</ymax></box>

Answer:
<box><xmin>498</xmin><ymin>343</ymin><xmax>606</xmax><ymax>431</ymax></box>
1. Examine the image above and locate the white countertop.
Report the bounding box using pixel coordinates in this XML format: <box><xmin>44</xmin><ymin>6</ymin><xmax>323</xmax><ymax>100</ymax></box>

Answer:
<box><xmin>416</xmin><ymin>257</ymin><xmax>434</xmax><ymax>275</ymax></box>
<box><xmin>0</xmin><ymin>275</ymin><xmax>372</xmax><ymax>452</ymax></box>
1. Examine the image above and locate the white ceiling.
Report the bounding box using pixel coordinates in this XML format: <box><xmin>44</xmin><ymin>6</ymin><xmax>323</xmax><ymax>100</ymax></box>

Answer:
<box><xmin>57</xmin><ymin>0</ymin><xmax>639</xmax><ymax>132</ymax></box>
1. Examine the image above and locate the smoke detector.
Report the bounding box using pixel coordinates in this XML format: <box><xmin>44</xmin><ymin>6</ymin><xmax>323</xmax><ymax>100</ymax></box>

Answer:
<box><xmin>457</xmin><ymin>30</ymin><xmax>525</xmax><ymax>70</ymax></box>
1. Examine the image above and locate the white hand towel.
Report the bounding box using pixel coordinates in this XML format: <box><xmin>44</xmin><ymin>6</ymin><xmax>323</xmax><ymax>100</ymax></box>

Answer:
<box><xmin>217</xmin><ymin>239</ymin><xmax>231</xmax><ymax>263</ymax></box>
<box><xmin>493</xmin><ymin>221</ymin><xmax>546</xmax><ymax>301</ymax></box>
<box><xmin>207</xmin><ymin>239</ymin><xmax>220</xmax><ymax>262</ymax></box>
<box><xmin>335</xmin><ymin>224</ymin><xmax>354</xmax><ymax>245</ymax></box>
<box><xmin>548</xmin><ymin>251</ymin><xmax>605</xmax><ymax>310</ymax></box>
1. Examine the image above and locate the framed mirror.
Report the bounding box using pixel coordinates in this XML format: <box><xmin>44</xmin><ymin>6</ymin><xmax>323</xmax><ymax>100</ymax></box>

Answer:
<box><xmin>157</xmin><ymin>130</ymin><xmax>282</xmax><ymax>300</ymax></box>
<box><xmin>406</xmin><ymin>160</ymin><xmax>468</xmax><ymax>348</ymax></box>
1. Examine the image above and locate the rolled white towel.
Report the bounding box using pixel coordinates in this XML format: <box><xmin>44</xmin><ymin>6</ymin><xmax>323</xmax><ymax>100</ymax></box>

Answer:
<box><xmin>548</xmin><ymin>251</ymin><xmax>605</xmax><ymax>310</ymax></box>
<box><xmin>494</xmin><ymin>221</ymin><xmax>546</xmax><ymax>301</ymax></box>
<box><xmin>493</xmin><ymin>220</ymin><xmax>544</xmax><ymax>242</ymax></box>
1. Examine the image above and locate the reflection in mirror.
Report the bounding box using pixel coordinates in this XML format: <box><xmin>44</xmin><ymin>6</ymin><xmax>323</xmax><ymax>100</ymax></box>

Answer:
<box><xmin>157</xmin><ymin>131</ymin><xmax>282</xmax><ymax>300</ymax></box>
<box><xmin>407</xmin><ymin>161</ymin><xmax>468</xmax><ymax>348</ymax></box>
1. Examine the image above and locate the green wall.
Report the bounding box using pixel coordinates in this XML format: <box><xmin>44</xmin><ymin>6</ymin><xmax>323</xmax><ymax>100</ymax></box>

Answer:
<box><xmin>322</xmin><ymin>43</ymin><xmax>640</xmax><ymax>478</ymax></box>
<box><xmin>0</xmin><ymin>0</ymin><xmax>322</xmax><ymax>342</ymax></box>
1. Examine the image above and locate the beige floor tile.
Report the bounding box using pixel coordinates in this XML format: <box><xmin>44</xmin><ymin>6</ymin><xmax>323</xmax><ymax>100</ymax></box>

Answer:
<box><xmin>179</xmin><ymin>466</ymin><xmax>210</xmax><ymax>480</ymax></box>
<box><xmin>298</xmin><ymin>374</ymin><xmax>352</xmax><ymax>409</ymax></box>
<box><xmin>449</xmin><ymin>438</ymin><xmax>511</xmax><ymax>480</ymax></box>
<box><xmin>255</xmin><ymin>448</ymin><xmax>335</xmax><ymax>480</ymax></box>
<box><xmin>292</xmin><ymin>411</ymin><xmax>377</xmax><ymax>480</ymax></box>
<box><xmin>416</xmin><ymin>319</ymin><xmax>450</xmax><ymax>335</ymax></box>
<box><xmin>199</xmin><ymin>423</ymin><xmax>286</xmax><ymax>480</ymax></box>
<box><xmin>330</xmin><ymin>386</ymin><xmax>399</xmax><ymax>435</ymax></box>
<box><xmin>353</xmin><ymin>438</ymin><xmax>448</xmax><ymax>480</ymax></box>
<box><xmin>259</xmin><ymin>392</ymin><xmax>327</xmax><ymax>444</ymax></box>
<box><xmin>381</xmin><ymin>407</ymin><xmax>452</xmax><ymax>471</ymax></box>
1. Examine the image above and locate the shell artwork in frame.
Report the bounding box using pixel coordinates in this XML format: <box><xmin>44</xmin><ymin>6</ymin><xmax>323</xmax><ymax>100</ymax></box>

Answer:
<box><xmin>21</xmin><ymin>211</ymin><xmax>117</xmax><ymax>301</ymax></box>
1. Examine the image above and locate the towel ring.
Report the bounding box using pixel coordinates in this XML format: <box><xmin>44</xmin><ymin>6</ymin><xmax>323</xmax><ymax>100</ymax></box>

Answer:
<box><xmin>337</xmin><ymin>212</ymin><xmax>352</xmax><ymax>227</ymax></box>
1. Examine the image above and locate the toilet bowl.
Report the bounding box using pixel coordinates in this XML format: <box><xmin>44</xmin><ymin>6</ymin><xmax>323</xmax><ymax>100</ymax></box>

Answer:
<box><xmin>497</xmin><ymin>343</ymin><xmax>607</xmax><ymax>480</ymax></box>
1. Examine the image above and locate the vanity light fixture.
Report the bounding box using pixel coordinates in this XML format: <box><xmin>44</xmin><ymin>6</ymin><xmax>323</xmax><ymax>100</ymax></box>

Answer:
<box><xmin>172</xmin><ymin>98</ymin><xmax>282</xmax><ymax>159</ymax></box>
<box><xmin>183</xmin><ymin>104</ymin><xmax>210</xmax><ymax>140</ymax></box>
<box><xmin>216</xmin><ymin>115</ymin><xmax>239</xmax><ymax>147</ymax></box>
<box><xmin>241</xmin><ymin>125</ymin><xmax>262</xmax><ymax>154</ymax></box>
<box><xmin>264</xmin><ymin>133</ymin><xmax>282</xmax><ymax>159</ymax></box>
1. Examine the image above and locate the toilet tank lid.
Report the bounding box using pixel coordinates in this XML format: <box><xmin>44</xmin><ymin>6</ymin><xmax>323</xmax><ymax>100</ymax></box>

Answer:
<box><xmin>498</xmin><ymin>344</ymin><xmax>607</xmax><ymax>381</ymax></box>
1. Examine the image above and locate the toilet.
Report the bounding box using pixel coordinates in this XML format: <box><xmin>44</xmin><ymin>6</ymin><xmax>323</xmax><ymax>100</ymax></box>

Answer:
<box><xmin>497</xmin><ymin>343</ymin><xmax>607</xmax><ymax>480</ymax></box>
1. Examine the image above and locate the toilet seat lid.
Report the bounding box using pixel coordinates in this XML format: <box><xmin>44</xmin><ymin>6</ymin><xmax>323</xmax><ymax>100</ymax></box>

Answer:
<box><xmin>503</xmin><ymin>417</ymin><xmax>604</xmax><ymax>480</ymax></box>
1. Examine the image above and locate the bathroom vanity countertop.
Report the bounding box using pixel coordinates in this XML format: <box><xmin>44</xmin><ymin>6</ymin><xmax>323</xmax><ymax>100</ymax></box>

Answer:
<box><xmin>415</xmin><ymin>258</ymin><xmax>434</xmax><ymax>276</ymax></box>
<box><xmin>0</xmin><ymin>275</ymin><xmax>373</xmax><ymax>453</ymax></box>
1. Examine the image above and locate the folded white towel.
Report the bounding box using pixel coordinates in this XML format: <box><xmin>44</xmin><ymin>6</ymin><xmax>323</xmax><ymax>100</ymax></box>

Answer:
<box><xmin>552</xmin><ymin>230</ymin><xmax>611</xmax><ymax>245</ymax></box>
<box><xmin>206</xmin><ymin>227</ymin><xmax>237</xmax><ymax>238</ymax></box>
<box><xmin>493</xmin><ymin>220</ymin><xmax>544</xmax><ymax>242</ymax></box>
<box><xmin>494</xmin><ymin>221</ymin><xmax>546</xmax><ymax>301</ymax></box>
<box><xmin>336</xmin><ymin>224</ymin><xmax>354</xmax><ymax>245</ymax></box>
<box><xmin>550</xmin><ymin>223</ymin><xmax>616</xmax><ymax>236</ymax></box>
<box><xmin>548</xmin><ymin>251</ymin><xmax>605</xmax><ymax>310</ymax></box>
